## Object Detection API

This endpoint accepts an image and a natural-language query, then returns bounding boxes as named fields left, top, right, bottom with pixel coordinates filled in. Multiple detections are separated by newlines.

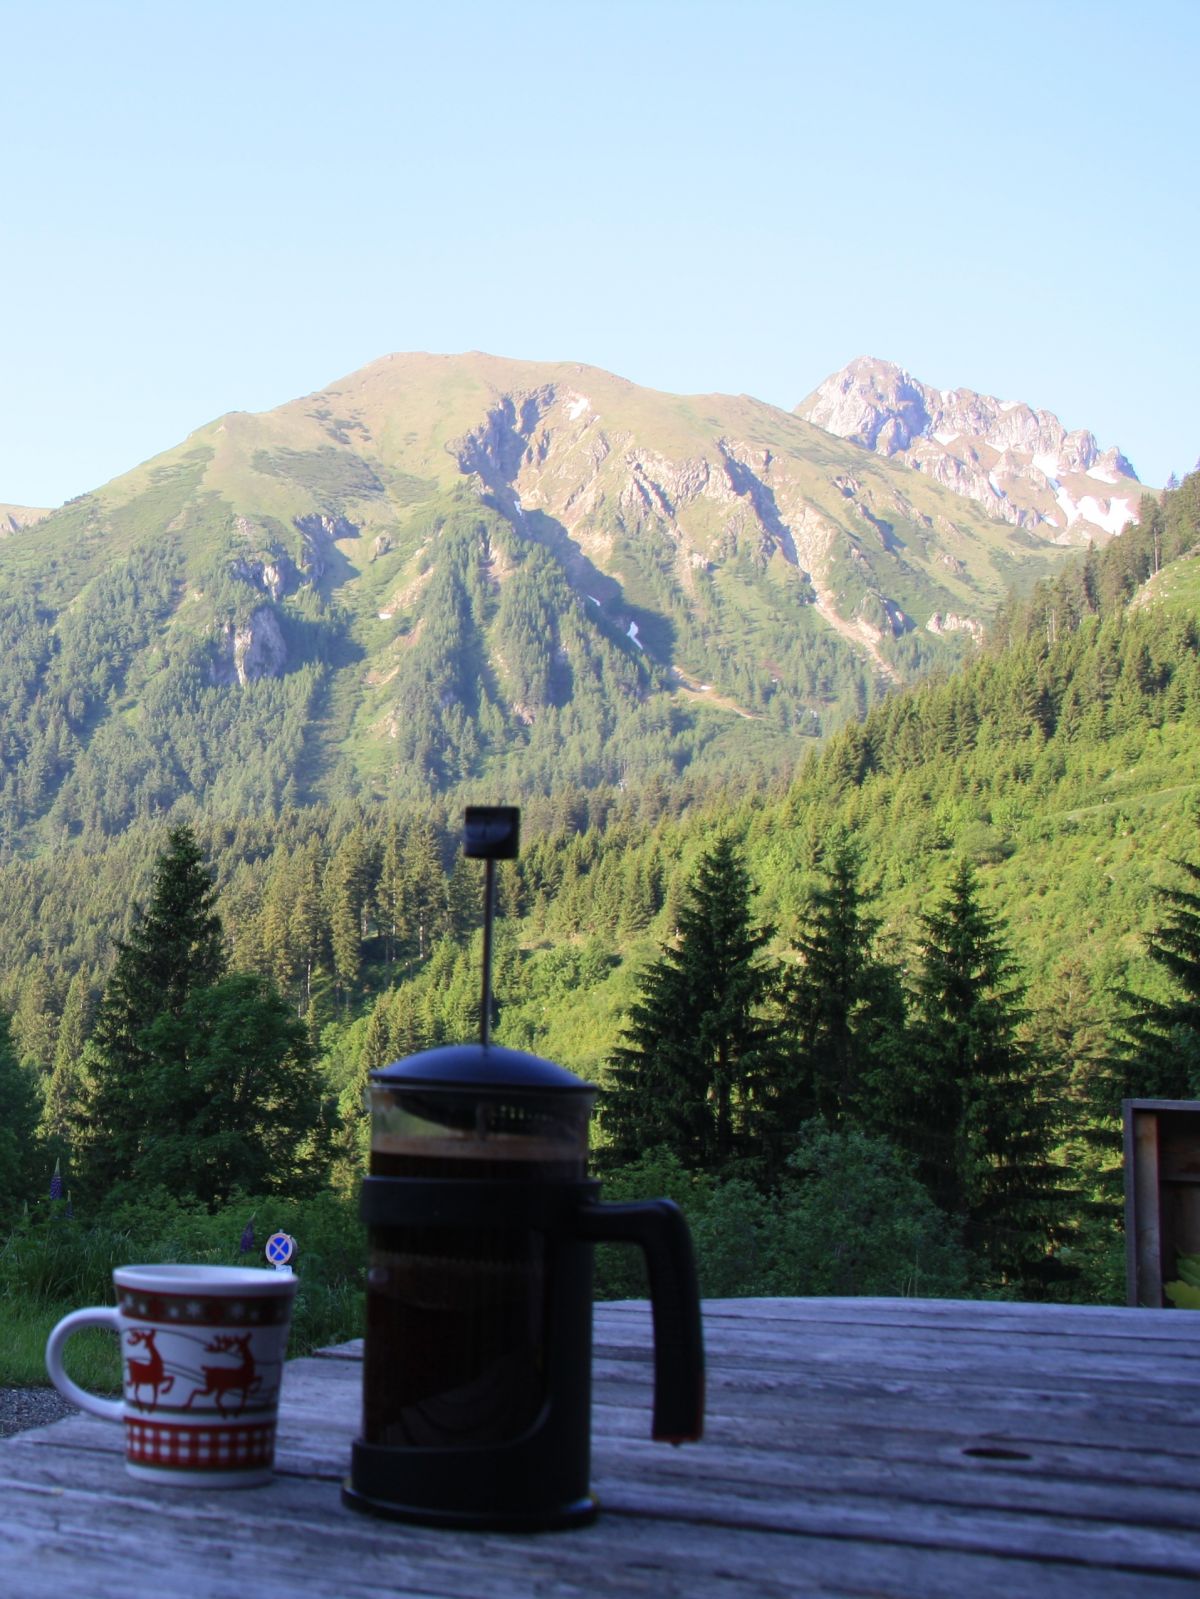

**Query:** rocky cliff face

left=435, top=374, right=1063, bottom=674
left=0, top=503, right=49, bottom=536
left=797, top=357, right=1143, bottom=544
left=209, top=606, right=288, bottom=686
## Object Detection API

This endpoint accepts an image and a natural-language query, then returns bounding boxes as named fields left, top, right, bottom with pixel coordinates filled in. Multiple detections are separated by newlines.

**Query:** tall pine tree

left=1119, top=855, right=1200, bottom=1101
left=892, top=860, right=1071, bottom=1294
left=77, top=825, right=329, bottom=1205
left=0, top=1013, right=42, bottom=1218
left=780, top=842, right=906, bottom=1129
left=79, top=825, right=225, bottom=1195
left=601, top=835, right=780, bottom=1174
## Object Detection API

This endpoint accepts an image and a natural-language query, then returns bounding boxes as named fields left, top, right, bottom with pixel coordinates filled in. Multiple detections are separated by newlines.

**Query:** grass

left=3, top=1299, right=121, bottom=1391
left=0, top=1192, right=366, bottom=1391
left=2, top=1279, right=362, bottom=1392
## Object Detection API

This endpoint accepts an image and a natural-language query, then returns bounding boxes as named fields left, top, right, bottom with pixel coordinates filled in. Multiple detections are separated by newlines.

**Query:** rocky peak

left=0, top=503, right=49, bottom=537
left=802, top=358, right=932, bottom=455
left=797, top=358, right=1143, bottom=543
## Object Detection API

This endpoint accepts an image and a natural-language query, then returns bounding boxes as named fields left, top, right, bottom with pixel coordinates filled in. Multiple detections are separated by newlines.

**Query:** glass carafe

left=362, top=1044, right=593, bottom=1449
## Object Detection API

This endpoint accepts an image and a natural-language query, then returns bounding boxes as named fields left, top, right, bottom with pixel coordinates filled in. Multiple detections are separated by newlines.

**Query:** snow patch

left=1041, top=514, right=1061, bottom=528
left=999, top=400, right=1020, bottom=412
left=1055, top=488, right=1081, bottom=526
left=1078, top=495, right=1136, bottom=535
left=627, top=621, right=644, bottom=650
left=1087, top=463, right=1121, bottom=485
left=567, top=394, right=590, bottom=421
left=932, top=429, right=960, bottom=445
left=1033, top=452, right=1062, bottom=480
left=587, top=594, right=601, bottom=605
left=987, top=473, right=1008, bottom=498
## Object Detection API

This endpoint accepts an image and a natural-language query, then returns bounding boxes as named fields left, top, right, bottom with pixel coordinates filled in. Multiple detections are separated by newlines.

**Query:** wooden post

left=1124, top=1099, right=1200, bottom=1307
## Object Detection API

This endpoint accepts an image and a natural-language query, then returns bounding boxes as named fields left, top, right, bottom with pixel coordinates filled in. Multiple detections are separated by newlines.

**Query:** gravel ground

left=0, top=1386, right=76, bottom=1439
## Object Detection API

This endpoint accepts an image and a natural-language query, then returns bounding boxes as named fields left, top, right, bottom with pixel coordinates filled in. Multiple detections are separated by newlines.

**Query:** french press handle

left=577, top=1198, right=705, bottom=1444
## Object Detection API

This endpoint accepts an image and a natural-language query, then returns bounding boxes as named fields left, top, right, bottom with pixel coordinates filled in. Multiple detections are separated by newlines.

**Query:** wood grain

left=4, top=1297, right=1198, bottom=1598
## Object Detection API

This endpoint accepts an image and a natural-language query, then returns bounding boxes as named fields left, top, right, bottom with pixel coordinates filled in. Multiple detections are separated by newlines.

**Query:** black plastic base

left=341, top=1477, right=598, bottom=1532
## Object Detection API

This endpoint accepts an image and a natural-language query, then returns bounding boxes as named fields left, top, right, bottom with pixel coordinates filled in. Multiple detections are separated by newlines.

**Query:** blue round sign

left=265, top=1231, right=295, bottom=1266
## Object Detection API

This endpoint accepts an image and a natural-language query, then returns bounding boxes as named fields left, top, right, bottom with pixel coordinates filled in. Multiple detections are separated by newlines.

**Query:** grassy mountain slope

left=0, top=353, right=1094, bottom=842
left=0, top=474, right=1196, bottom=1109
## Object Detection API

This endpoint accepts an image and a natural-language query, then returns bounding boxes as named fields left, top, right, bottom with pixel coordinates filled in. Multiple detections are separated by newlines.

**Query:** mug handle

left=45, top=1307, right=124, bottom=1422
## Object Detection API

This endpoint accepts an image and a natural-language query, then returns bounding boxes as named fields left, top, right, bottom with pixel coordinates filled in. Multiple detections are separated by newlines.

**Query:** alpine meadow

left=2, top=350, right=1199, bottom=1376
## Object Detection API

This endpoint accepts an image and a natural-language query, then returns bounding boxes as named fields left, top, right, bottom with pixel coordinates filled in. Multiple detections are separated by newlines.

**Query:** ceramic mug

left=46, top=1264, right=297, bottom=1487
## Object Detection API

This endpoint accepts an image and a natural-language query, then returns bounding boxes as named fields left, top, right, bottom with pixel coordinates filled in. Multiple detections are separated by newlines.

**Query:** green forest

left=3, top=470, right=1200, bottom=1377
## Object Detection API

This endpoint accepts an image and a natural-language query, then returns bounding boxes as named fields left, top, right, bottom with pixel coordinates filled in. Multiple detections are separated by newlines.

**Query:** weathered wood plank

left=28, top=1396, right=1200, bottom=1511
left=17, top=1397, right=1199, bottom=1574
left=324, top=1295, right=1200, bottom=1343
left=0, top=1447, right=1196, bottom=1599
left=37, top=1344, right=1200, bottom=1460
left=669, top=1297, right=1200, bottom=1342
left=26, top=1394, right=1200, bottom=1525
left=7, top=1298, right=1200, bottom=1599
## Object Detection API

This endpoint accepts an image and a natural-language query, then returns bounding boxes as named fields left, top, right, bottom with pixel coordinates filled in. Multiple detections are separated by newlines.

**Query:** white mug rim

left=113, top=1263, right=296, bottom=1296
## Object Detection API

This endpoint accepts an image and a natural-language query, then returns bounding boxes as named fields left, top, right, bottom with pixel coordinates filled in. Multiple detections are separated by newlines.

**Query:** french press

left=343, top=807, right=704, bottom=1530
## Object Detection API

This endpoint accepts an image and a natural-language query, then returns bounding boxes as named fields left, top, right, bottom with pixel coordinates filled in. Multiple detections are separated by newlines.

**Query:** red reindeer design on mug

left=183, top=1332, right=263, bottom=1416
left=124, top=1328, right=175, bottom=1410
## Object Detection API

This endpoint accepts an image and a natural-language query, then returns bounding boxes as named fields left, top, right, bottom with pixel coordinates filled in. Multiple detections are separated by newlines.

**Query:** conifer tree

left=601, top=836, right=780, bottom=1174
left=78, top=825, right=226, bottom=1195
left=77, top=825, right=328, bottom=1206
left=327, top=826, right=374, bottom=994
left=11, top=964, right=57, bottom=1077
left=892, top=860, right=1071, bottom=1293
left=41, top=971, right=94, bottom=1156
left=780, top=843, right=906, bottom=1128
left=0, top=1014, right=41, bottom=1217
left=1115, top=855, right=1200, bottom=1101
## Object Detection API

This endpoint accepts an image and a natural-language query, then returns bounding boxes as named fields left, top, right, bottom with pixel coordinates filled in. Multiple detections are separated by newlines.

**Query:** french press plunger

left=343, top=806, right=704, bottom=1530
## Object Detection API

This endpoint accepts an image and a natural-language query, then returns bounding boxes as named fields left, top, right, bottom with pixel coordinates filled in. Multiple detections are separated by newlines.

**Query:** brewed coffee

left=363, top=1135, right=581, bottom=1448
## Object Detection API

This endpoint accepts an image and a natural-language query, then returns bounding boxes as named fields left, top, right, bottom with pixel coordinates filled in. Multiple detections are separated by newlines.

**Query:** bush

left=592, top=1130, right=972, bottom=1302
left=764, top=1124, right=971, bottom=1298
left=593, top=1150, right=776, bottom=1300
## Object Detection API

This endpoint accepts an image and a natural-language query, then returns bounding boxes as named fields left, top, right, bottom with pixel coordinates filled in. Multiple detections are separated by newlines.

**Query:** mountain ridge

left=0, top=350, right=1137, bottom=837
left=797, top=356, right=1143, bottom=544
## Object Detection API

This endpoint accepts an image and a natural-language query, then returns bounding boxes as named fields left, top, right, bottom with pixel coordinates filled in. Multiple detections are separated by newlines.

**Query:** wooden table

left=2, top=1297, right=1198, bottom=1597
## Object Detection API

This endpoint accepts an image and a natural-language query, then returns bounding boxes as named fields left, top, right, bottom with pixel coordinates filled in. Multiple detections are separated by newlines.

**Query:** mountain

left=0, top=471, right=1195, bottom=1094
left=797, top=357, right=1143, bottom=544
left=0, top=503, right=48, bottom=536
left=0, top=352, right=1101, bottom=840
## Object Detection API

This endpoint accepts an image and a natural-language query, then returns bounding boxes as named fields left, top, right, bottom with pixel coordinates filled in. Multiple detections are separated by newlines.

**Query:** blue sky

left=1, top=0, right=1196, bottom=506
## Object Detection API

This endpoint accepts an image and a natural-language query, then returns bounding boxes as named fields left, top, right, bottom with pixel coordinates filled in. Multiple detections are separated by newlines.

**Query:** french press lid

left=370, top=1043, right=596, bottom=1096
left=369, top=1045, right=597, bottom=1164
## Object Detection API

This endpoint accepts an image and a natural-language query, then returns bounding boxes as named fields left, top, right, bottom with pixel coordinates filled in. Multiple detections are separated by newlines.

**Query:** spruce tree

left=601, top=835, right=780, bottom=1174
left=41, top=971, right=94, bottom=1158
left=1119, top=856, right=1200, bottom=1100
left=77, top=825, right=328, bottom=1207
left=78, top=825, right=226, bottom=1196
left=0, top=1014, right=42, bottom=1218
left=780, top=843, right=906, bottom=1128
left=893, top=860, right=1071, bottom=1294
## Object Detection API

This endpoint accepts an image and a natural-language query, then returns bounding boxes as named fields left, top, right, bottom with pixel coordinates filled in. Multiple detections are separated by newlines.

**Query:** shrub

left=765, top=1124, right=971, bottom=1298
